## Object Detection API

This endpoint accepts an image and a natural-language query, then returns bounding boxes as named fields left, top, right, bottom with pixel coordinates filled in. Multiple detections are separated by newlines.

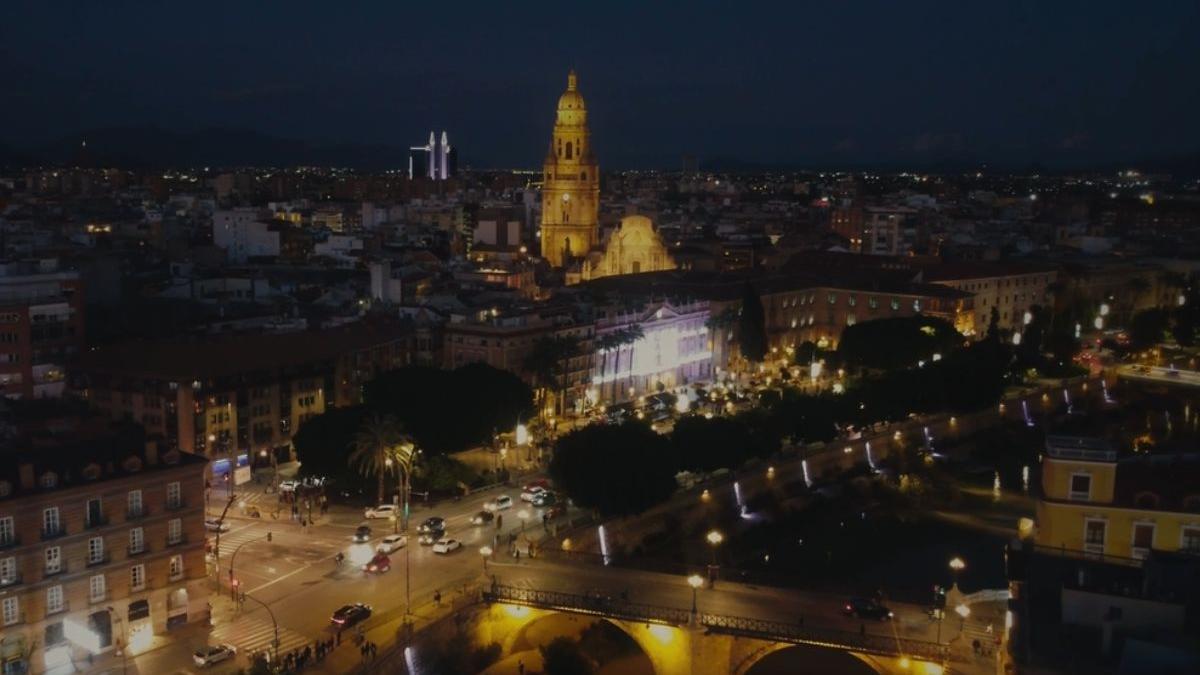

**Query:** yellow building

left=580, top=214, right=676, bottom=281
left=540, top=70, right=600, bottom=268
left=1035, top=436, right=1200, bottom=562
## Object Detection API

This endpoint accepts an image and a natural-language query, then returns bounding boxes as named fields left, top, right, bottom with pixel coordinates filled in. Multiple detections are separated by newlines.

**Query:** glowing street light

left=687, top=574, right=704, bottom=616
left=949, top=556, right=966, bottom=590
left=706, top=529, right=724, bottom=575
left=479, top=545, right=493, bottom=572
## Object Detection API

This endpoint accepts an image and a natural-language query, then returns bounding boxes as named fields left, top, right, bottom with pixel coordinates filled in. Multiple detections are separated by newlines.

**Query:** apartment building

left=0, top=259, right=85, bottom=399
left=0, top=435, right=208, bottom=674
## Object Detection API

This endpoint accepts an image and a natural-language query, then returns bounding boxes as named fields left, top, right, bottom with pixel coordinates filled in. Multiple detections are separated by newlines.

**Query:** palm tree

left=523, top=335, right=579, bottom=419
left=349, top=413, right=403, bottom=506
left=619, top=324, right=645, bottom=400
left=706, top=307, right=739, bottom=374
left=595, top=332, right=622, bottom=405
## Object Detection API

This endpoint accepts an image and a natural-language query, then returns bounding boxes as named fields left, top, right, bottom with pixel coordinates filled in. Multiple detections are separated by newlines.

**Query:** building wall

left=592, top=301, right=711, bottom=404
left=932, top=271, right=1055, bottom=334
left=540, top=72, right=600, bottom=267
left=0, top=457, right=207, bottom=675
left=0, top=272, right=85, bottom=399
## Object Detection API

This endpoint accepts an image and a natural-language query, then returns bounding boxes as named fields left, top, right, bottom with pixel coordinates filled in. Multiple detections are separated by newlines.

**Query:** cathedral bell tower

left=540, top=70, right=600, bottom=268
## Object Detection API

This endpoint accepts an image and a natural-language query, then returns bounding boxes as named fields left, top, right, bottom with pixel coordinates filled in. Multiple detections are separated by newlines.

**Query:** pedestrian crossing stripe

left=212, top=615, right=310, bottom=656
left=213, top=528, right=263, bottom=558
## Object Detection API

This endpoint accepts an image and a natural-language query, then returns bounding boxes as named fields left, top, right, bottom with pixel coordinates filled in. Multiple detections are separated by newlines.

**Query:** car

left=520, top=486, right=546, bottom=502
left=843, top=598, right=894, bottom=621
left=353, top=525, right=372, bottom=543
left=377, top=534, right=407, bottom=553
left=470, top=510, right=494, bottom=526
left=278, top=480, right=299, bottom=493
left=532, top=491, right=557, bottom=507
left=362, top=552, right=391, bottom=573
left=204, top=518, right=230, bottom=533
left=330, top=603, right=372, bottom=627
left=364, top=504, right=397, bottom=519
left=432, top=538, right=462, bottom=554
left=418, top=531, right=444, bottom=545
left=418, top=517, right=445, bottom=533
left=483, top=495, right=514, bottom=512
left=193, top=644, right=237, bottom=667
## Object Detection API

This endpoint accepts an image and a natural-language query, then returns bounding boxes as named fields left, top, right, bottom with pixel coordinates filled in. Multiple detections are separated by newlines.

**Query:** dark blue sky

left=3, top=1, right=1198, bottom=168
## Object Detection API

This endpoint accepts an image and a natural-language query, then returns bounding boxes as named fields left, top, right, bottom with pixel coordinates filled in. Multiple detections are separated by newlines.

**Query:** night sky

left=3, top=1, right=1198, bottom=169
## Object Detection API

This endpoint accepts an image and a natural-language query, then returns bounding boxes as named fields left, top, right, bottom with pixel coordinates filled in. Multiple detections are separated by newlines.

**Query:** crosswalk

left=211, top=613, right=311, bottom=659
left=212, top=525, right=265, bottom=560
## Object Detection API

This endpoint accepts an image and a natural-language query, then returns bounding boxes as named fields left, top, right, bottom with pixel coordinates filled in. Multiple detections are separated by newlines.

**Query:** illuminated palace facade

left=539, top=71, right=675, bottom=281
left=589, top=299, right=712, bottom=406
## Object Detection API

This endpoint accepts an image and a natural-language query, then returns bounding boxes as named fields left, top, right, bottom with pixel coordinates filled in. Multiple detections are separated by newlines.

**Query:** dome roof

left=557, top=70, right=586, bottom=111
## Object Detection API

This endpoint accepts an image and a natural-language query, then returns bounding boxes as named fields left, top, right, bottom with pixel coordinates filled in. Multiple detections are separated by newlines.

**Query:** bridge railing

left=483, top=584, right=947, bottom=661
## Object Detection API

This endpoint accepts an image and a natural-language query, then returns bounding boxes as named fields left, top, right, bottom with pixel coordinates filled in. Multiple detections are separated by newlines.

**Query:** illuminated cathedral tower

left=540, top=70, right=600, bottom=268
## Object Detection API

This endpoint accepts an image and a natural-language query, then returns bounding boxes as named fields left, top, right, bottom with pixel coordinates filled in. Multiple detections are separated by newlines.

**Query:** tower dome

left=556, top=70, right=587, bottom=125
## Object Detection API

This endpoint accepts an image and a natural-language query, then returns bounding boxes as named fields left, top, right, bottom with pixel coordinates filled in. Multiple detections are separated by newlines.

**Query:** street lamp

left=949, top=557, right=965, bottom=589
left=687, top=574, right=704, bottom=616
left=706, top=530, right=723, bottom=587
left=955, top=602, right=971, bottom=631
left=517, top=509, right=530, bottom=532
left=480, top=546, right=493, bottom=572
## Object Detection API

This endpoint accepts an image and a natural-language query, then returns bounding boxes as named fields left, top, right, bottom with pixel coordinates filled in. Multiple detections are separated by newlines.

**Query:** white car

left=193, top=644, right=237, bottom=667
left=364, top=504, right=397, bottom=519
left=520, top=486, right=546, bottom=502
left=432, top=538, right=462, bottom=554
left=483, top=495, right=513, bottom=512
left=377, top=534, right=408, bottom=553
left=278, top=480, right=299, bottom=493
left=204, top=518, right=230, bottom=533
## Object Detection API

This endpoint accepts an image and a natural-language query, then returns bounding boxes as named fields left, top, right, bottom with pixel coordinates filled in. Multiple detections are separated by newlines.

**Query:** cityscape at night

left=1, top=2, right=1199, bottom=674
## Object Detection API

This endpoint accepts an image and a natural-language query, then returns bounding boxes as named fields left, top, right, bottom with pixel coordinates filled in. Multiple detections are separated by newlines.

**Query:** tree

left=540, top=637, right=594, bottom=675
left=349, top=413, right=404, bottom=505
left=1129, top=308, right=1169, bottom=350
left=985, top=306, right=1001, bottom=342
left=1045, top=311, right=1080, bottom=367
left=523, top=335, right=580, bottom=418
left=293, top=405, right=369, bottom=485
left=595, top=332, right=622, bottom=403
left=737, top=282, right=768, bottom=363
left=549, top=422, right=677, bottom=517
left=837, top=316, right=961, bottom=372
left=671, top=415, right=754, bottom=472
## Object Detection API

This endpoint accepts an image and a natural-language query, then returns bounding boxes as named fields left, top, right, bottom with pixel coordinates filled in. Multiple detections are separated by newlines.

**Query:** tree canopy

left=737, top=282, right=768, bottom=362
left=549, top=422, right=677, bottom=517
left=1129, top=308, right=1169, bottom=350
left=837, top=316, right=962, bottom=372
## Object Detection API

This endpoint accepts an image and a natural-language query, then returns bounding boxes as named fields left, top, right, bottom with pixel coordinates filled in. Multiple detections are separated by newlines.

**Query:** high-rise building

left=540, top=70, right=600, bottom=268
left=408, top=131, right=455, bottom=180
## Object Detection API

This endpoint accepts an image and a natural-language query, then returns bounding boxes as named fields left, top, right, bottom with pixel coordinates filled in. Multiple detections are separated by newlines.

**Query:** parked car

left=520, top=486, right=546, bottom=502
left=204, top=518, right=230, bottom=533
left=470, top=511, right=494, bottom=526
left=483, top=495, right=513, bottom=512
left=330, top=603, right=372, bottom=626
left=353, top=525, right=372, bottom=543
left=364, top=504, right=398, bottom=519
left=432, top=538, right=462, bottom=554
left=418, top=517, right=445, bottom=533
left=532, top=491, right=557, bottom=507
left=362, top=552, right=391, bottom=573
left=279, top=480, right=299, bottom=493
left=377, top=534, right=407, bottom=553
left=418, top=531, right=444, bottom=545
left=843, top=598, right=893, bottom=620
left=193, top=644, right=237, bottom=667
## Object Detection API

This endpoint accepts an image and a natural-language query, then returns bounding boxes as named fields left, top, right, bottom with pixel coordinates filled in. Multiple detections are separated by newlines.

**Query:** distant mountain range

left=2, top=126, right=1198, bottom=176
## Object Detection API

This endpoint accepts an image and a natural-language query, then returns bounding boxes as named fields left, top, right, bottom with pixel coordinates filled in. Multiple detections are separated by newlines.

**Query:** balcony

left=85, top=515, right=110, bottom=530
left=0, top=534, right=19, bottom=549
left=0, top=572, right=22, bottom=588
left=43, top=564, right=66, bottom=578
left=165, top=499, right=186, bottom=512
left=166, top=534, right=188, bottom=548
left=126, top=506, right=147, bottom=520
left=86, top=553, right=111, bottom=568
left=41, top=525, right=66, bottom=540
left=127, top=544, right=147, bottom=557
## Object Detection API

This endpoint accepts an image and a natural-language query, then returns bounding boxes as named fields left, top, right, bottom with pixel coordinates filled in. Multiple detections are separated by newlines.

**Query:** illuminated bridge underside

left=483, top=585, right=947, bottom=662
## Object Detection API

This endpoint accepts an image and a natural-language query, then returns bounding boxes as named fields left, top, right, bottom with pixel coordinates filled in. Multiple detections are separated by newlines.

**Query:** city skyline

left=2, top=1, right=1198, bottom=169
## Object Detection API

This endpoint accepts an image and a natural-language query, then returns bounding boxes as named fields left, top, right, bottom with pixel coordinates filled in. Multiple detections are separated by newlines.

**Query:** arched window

left=565, top=142, right=573, bottom=159
left=1133, top=491, right=1160, bottom=510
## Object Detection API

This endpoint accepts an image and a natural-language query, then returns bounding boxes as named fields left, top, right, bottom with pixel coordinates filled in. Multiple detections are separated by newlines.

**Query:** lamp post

left=706, top=530, right=723, bottom=587
left=517, top=509, right=530, bottom=533
left=104, top=606, right=128, bottom=675
left=949, top=557, right=966, bottom=590
left=955, top=602, right=970, bottom=631
left=228, top=533, right=270, bottom=601
left=480, top=546, right=493, bottom=573
left=687, top=574, right=704, bottom=618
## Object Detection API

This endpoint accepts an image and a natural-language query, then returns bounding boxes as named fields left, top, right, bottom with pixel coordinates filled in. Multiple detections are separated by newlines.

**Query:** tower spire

left=567, top=69, right=577, bottom=91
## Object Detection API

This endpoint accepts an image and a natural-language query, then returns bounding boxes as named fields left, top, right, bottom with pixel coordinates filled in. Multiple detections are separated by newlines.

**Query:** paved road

left=1116, top=363, right=1200, bottom=388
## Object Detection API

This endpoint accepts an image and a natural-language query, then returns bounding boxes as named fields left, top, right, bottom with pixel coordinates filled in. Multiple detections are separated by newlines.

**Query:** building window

left=1084, top=518, right=1106, bottom=552
left=1131, top=523, right=1155, bottom=559
left=40, top=472, right=58, bottom=488
left=46, top=585, right=64, bottom=614
left=130, top=564, right=146, bottom=592
left=168, top=519, right=182, bottom=545
left=43, top=507, right=61, bottom=536
left=89, top=574, right=106, bottom=603
left=45, top=546, right=61, bottom=574
left=1069, top=473, right=1091, bottom=501
left=0, top=516, right=13, bottom=545
left=129, top=527, right=144, bottom=555
left=88, top=537, right=104, bottom=564
left=86, top=498, right=104, bottom=528
left=169, top=554, right=184, bottom=581
left=166, top=481, right=182, bottom=509
left=127, top=490, right=143, bottom=518
left=0, top=556, right=15, bottom=585
left=890, top=299, right=900, bottom=311
left=2, top=596, right=17, bottom=626
left=1182, top=526, right=1200, bottom=553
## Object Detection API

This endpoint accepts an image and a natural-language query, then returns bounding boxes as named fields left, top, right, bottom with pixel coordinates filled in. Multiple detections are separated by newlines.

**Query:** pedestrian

left=518, top=660, right=525, bottom=675
left=434, top=590, right=442, bottom=606
left=371, top=642, right=378, bottom=659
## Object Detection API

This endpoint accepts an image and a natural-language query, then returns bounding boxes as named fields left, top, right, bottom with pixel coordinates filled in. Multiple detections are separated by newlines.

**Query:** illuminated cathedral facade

left=539, top=70, right=674, bottom=282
